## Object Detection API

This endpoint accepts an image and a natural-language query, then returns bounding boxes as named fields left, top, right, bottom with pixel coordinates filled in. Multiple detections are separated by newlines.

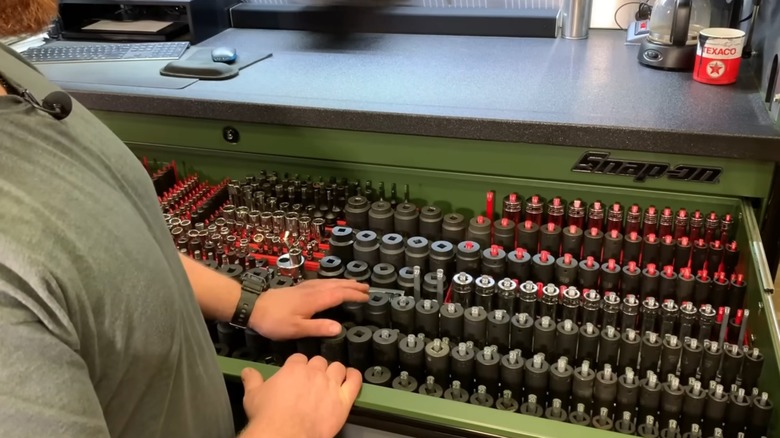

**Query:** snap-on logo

left=572, top=152, right=722, bottom=183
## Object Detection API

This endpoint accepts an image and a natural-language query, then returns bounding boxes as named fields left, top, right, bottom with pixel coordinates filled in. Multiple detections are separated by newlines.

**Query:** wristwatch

left=230, top=273, right=267, bottom=329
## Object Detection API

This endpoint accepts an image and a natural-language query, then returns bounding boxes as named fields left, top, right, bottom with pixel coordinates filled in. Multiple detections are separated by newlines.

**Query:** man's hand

left=249, top=279, right=369, bottom=340
left=239, top=355, right=362, bottom=438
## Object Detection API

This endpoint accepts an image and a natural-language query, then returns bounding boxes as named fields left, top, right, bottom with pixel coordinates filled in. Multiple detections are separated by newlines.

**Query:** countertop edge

left=70, top=89, right=780, bottom=162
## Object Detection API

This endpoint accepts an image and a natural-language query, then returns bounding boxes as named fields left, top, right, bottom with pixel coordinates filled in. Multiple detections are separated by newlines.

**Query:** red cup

left=693, top=28, right=746, bottom=85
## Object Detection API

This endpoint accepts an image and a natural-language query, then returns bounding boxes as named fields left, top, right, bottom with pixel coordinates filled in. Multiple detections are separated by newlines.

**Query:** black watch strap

left=230, top=273, right=266, bottom=329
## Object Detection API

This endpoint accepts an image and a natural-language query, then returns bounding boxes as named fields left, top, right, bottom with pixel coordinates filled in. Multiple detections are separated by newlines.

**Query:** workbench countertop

left=51, top=28, right=780, bottom=161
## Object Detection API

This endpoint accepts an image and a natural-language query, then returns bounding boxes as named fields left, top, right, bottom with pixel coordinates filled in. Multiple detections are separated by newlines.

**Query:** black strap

left=230, top=273, right=266, bottom=329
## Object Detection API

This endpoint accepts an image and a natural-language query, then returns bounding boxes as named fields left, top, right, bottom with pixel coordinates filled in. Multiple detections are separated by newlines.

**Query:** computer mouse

left=211, top=47, right=237, bottom=64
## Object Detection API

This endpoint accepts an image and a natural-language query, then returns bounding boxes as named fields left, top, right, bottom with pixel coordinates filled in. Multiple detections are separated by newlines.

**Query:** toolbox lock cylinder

left=368, top=200, right=394, bottom=235
left=345, top=195, right=370, bottom=230
left=379, top=233, right=405, bottom=270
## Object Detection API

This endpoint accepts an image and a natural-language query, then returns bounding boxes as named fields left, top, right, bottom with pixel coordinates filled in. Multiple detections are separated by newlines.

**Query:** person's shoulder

left=0, top=43, right=40, bottom=73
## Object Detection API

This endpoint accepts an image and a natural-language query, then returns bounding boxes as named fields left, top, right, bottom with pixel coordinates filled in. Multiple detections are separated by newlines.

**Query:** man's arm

left=178, top=254, right=370, bottom=340
left=0, top=278, right=110, bottom=437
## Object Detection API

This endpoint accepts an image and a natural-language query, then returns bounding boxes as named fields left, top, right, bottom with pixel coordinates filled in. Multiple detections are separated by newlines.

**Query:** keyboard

left=21, top=41, right=190, bottom=64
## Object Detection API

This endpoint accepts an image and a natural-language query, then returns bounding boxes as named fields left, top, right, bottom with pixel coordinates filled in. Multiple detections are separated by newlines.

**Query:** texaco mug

left=693, top=28, right=746, bottom=85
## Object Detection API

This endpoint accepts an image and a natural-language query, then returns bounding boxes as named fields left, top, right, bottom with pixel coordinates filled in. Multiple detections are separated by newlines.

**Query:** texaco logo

left=707, top=60, right=725, bottom=78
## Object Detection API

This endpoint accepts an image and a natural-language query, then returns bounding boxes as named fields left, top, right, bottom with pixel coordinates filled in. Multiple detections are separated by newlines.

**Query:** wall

left=752, top=0, right=780, bottom=124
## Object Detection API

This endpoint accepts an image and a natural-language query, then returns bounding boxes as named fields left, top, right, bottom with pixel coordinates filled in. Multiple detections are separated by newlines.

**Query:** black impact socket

left=463, top=305, right=488, bottom=349
left=540, top=222, right=563, bottom=258
left=495, top=278, right=518, bottom=315
left=581, top=290, right=602, bottom=327
left=681, top=380, right=707, bottom=433
left=622, top=262, right=643, bottom=296
left=659, top=235, right=676, bottom=268
left=741, top=347, right=764, bottom=392
left=370, top=263, right=397, bottom=289
left=642, top=235, right=662, bottom=269
left=658, top=265, right=677, bottom=303
left=482, top=245, right=507, bottom=279
left=637, top=415, right=660, bottom=438
left=640, top=332, right=662, bottom=376
left=549, top=356, right=575, bottom=411
left=707, top=241, right=724, bottom=273
left=749, top=391, right=773, bottom=438
left=507, top=248, right=532, bottom=282
left=572, top=361, right=597, bottom=412
left=680, top=337, right=703, bottom=383
left=422, top=271, right=445, bottom=302
left=659, top=376, right=684, bottom=428
left=699, top=341, right=722, bottom=387
left=709, top=273, right=729, bottom=310
left=555, top=253, right=579, bottom=287
left=440, top=302, right=464, bottom=343
left=510, top=312, right=534, bottom=354
left=592, top=407, right=615, bottom=431
left=594, top=364, right=619, bottom=416
left=533, top=316, right=557, bottom=358
left=601, top=258, right=622, bottom=293
left=617, top=368, right=641, bottom=419
left=723, top=242, right=739, bottom=277
left=318, top=255, right=345, bottom=279
left=429, top=240, right=455, bottom=278
left=578, top=322, right=601, bottom=366
left=394, top=202, right=419, bottom=238
left=525, top=353, right=550, bottom=406
left=473, top=275, right=496, bottom=312
left=451, top=272, right=475, bottom=310
left=517, top=281, right=538, bottom=319
left=346, top=326, right=373, bottom=371
left=475, top=346, right=501, bottom=397
left=729, top=276, right=747, bottom=316
left=532, top=251, right=555, bottom=284
left=676, top=268, right=695, bottom=304
left=693, top=272, right=712, bottom=309
left=675, top=237, right=693, bottom=272
left=496, top=390, right=520, bottom=412
left=469, top=385, right=494, bottom=407
left=639, top=372, right=663, bottom=425
left=569, top=403, right=592, bottom=427
left=493, top=217, right=516, bottom=251
left=424, top=338, right=451, bottom=387
left=398, top=333, right=426, bottom=381
left=641, top=264, right=661, bottom=301
left=719, top=343, right=743, bottom=390
left=418, top=205, right=443, bottom=242
left=603, top=229, right=623, bottom=264
left=598, top=325, right=621, bottom=370
left=726, top=388, right=750, bottom=438
left=578, top=256, right=601, bottom=290
left=614, top=411, right=637, bottom=436
left=372, top=328, right=399, bottom=370
left=321, top=326, right=348, bottom=364
left=441, top=213, right=467, bottom=244
left=396, top=266, right=416, bottom=297
left=618, top=328, right=641, bottom=372
left=624, top=231, right=643, bottom=265
left=562, top=224, right=584, bottom=259
left=659, top=335, right=682, bottom=380
left=405, top=236, right=430, bottom=273
left=328, top=226, right=355, bottom=263
left=368, top=200, right=394, bottom=235
left=364, top=292, right=391, bottom=328
left=582, top=227, right=604, bottom=261
left=520, top=395, right=545, bottom=417
left=392, top=371, right=419, bottom=392
left=379, top=233, right=405, bottom=270
left=345, top=195, right=370, bottom=230
left=419, top=376, right=444, bottom=398
left=545, top=399, right=569, bottom=422
left=364, top=365, right=392, bottom=387
left=354, top=230, right=380, bottom=267
left=500, top=349, right=524, bottom=400
left=390, top=295, right=416, bottom=334
left=516, top=219, right=540, bottom=253
left=414, top=298, right=440, bottom=339
left=486, top=309, right=511, bottom=353
left=345, top=260, right=371, bottom=284
left=450, top=341, right=476, bottom=392
left=691, top=239, right=708, bottom=273
left=703, top=384, right=728, bottom=437
left=455, top=241, right=481, bottom=277
left=465, top=215, right=492, bottom=250
left=556, top=319, right=579, bottom=362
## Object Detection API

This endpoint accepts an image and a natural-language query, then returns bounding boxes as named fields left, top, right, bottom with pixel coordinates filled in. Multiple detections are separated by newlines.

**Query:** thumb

left=241, top=367, right=264, bottom=393
left=296, top=318, right=343, bottom=338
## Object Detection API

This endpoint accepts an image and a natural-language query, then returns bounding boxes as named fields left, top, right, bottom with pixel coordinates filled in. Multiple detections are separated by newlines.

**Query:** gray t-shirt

left=0, top=45, right=234, bottom=437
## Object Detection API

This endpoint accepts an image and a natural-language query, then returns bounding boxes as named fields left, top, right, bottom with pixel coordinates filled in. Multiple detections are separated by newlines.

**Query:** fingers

left=308, top=287, right=370, bottom=313
left=240, top=367, right=264, bottom=393
left=308, top=355, right=328, bottom=373
left=285, top=353, right=309, bottom=366
left=326, top=361, right=347, bottom=384
left=308, top=279, right=371, bottom=293
left=340, top=367, right=363, bottom=405
left=296, top=318, right=344, bottom=338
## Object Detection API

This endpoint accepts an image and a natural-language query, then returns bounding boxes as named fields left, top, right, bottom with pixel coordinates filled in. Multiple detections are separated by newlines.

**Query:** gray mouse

left=211, top=47, right=237, bottom=64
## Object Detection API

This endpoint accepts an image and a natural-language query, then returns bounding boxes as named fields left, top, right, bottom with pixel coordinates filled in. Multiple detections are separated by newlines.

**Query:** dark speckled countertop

left=44, top=28, right=780, bottom=161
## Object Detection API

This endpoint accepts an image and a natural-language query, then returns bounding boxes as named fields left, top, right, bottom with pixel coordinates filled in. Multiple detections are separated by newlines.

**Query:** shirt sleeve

left=0, top=280, right=110, bottom=438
